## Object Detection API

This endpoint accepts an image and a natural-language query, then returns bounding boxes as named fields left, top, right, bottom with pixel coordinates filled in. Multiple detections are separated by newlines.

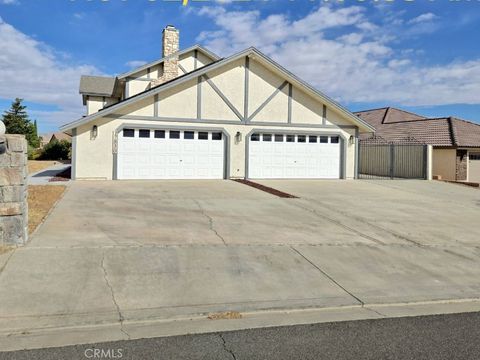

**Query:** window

left=251, top=133, right=260, bottom=141
left=298, top=135, right=306, bottom=143
left=331, top=136, right=339, bottom=144
left=198, top=132, right=208, bottom=140
left=275, top=134, right=284, bottom=142
left=212, top=132, right=222, bottom=140
left=169, top=131, right=180, bottom=139
left=470, top=153, right=480, bottom=160
left=320, top=136, right=328, bottom=143
left=123, top=129, right=134, bottom=138
left=154, top=130, right=165, bottom=138
left=309, top=136, right=317, bottom=143
left=286, top=134, right=295, bottom=142
left=139, top=129, right=150, bottom=138
left=184, top=131, right=194, bottom=140
left=263, top=134, right=272, bottom=142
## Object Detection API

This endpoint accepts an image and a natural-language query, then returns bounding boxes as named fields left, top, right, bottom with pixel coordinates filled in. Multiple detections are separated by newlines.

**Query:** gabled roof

left=50, top=132, right=72, bottom=142
left=355, top=107, right=480, bottom=147
left=61, top=47, right=375, bottom=133
left=79, top=75, right=117, bottom=96
left=117, top=44, right=220, bottom=80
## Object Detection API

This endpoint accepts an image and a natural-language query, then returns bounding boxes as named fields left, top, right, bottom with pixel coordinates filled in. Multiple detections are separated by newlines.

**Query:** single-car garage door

left=117, top=128, right=225, bottom=179
left=248, top=133, right=341, bottom=179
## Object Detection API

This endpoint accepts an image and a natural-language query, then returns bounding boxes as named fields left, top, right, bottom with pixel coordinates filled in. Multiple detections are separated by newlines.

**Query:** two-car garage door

left=117, top=128, right=225, bottom=179
left=117, top=128, right=341, bottom=180
left=248, top=133, right=341, bottom=179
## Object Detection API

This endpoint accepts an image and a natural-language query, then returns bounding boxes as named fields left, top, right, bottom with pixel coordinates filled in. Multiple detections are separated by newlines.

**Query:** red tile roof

left=355, top=107, right=480, bottom=147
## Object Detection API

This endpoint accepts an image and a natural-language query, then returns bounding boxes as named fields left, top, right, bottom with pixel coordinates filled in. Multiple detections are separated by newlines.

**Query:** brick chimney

left=152, top=25, right=179, bottom=87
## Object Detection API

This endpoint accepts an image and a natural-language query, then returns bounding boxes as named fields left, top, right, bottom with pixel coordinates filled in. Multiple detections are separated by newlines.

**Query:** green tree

left=39, top=140, right=71, bottom=160
left=2, top=98, right=40, bottom=148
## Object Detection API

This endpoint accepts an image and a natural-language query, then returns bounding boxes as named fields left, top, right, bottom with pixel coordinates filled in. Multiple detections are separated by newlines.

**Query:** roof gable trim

left=61, top=47, right=374, bottom=132
left=117, top=45, right=220, bottom=80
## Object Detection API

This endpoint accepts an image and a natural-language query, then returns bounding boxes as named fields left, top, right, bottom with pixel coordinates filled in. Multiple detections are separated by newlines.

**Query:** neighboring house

left=60, top=25, right=374, bottom=180
left=50, top=132, right=72, bottom=143
left=355, top=107, right=480, bottom=183
left=40, top=132, right=71, bottom=147
left=39, top=133, right=52, bottom=147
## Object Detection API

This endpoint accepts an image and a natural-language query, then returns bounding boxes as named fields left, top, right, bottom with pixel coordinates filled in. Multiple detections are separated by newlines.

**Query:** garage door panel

left=118, top=129, right=225, bottom=180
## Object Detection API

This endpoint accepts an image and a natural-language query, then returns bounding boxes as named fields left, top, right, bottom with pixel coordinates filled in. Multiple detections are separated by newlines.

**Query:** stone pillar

left=151, top=25, right=179, bottom=87
left=0, top=134, right=28, bottom=245
left=456, top=149, right=468, bottom=181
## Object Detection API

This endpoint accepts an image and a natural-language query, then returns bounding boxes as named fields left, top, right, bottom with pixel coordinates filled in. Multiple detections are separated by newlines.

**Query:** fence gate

left=358, top=136, right=428, bottom=179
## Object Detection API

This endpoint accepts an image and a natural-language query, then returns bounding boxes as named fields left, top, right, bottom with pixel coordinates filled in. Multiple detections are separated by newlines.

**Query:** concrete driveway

left=2, top=179, right=480, bottom=351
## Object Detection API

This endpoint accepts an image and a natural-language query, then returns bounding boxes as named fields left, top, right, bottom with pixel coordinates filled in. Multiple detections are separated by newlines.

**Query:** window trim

left=139, top=129, right=151, bottom=138
left=169, top=130, right=181, bottom=139
left=198, top=131, right=209, bottom=140
left=184, top=131, right=195, bottom=140
left=154, top=130, right=165, bottom=139
left=123, top=128, right=135, bottom=138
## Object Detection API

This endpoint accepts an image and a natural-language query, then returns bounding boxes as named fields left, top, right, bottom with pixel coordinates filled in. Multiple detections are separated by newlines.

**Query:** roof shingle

left=79, top=75, right=116, bottom=96
left=355, top=107, right=480, bottom=147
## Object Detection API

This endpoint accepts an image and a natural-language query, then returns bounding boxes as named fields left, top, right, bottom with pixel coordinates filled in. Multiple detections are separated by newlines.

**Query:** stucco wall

left=74, top=118, right=356, bottom=180
left=432, top=148, right=456, bottom=180
left=72, top=55, right=360, bottom=180
left=86, top=97, right=104, bottom=115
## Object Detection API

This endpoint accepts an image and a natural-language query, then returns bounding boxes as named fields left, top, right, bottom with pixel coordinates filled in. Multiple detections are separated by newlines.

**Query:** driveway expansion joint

left=100, top=250, right=130, bottom=340
left=302, top=197, right=425, bottom=247
left=290, top=246, right=364, bottom=306
left=291, top=201, right=385, bottom=245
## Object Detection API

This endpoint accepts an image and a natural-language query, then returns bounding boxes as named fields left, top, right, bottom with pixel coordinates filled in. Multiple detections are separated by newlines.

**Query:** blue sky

left=1, top=0, right=480, bottom=133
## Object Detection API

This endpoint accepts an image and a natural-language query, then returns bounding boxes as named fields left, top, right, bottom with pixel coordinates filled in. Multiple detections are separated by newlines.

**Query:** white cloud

left=409, top=13, right=438, bottom=24
left=196, top=6, right=480, bottom=106
left=0, top=18, right=103, bottom=129
left=73, top=12, right=85, bottom=20
left=125, top=60, right=148, bottom=68
left=0, top=0, right=18, bottom=4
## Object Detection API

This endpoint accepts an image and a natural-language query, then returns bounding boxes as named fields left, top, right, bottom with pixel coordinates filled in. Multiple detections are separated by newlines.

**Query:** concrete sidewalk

left=28, top=164, right=71, bottom=185
left=1, top=180, right=480, bottom=351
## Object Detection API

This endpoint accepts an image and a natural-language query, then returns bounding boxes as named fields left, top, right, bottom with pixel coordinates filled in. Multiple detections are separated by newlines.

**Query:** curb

left=1, top=298, right=480, bottom=352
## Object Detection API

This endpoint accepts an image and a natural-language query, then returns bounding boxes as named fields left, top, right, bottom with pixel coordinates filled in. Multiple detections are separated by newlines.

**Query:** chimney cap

left=164, top=25, right=177, bottom=31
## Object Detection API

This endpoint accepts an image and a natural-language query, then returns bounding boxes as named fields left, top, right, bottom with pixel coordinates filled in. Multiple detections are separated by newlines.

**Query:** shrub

left=39, top=140, right=71, bottom=160
left=27, top=145, right=41, bottom=160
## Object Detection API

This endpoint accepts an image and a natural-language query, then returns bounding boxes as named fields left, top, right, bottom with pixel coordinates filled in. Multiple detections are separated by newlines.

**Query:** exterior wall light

left=91, top=125, right=98, bottom=140
left=349, top=135, right=355, bottom=145
left=235, top=131, right=242, bottom=143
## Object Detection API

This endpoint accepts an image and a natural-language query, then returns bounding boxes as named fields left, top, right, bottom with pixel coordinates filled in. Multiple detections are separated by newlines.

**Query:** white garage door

left=248, top=133, right=341, bottom=179
left=117, top=128, right=225, bottom=179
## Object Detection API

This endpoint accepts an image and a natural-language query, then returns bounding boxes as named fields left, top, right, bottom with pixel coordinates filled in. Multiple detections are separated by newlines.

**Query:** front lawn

left=28, top=185, right=66, bottom=234
left=27, top=160, right=58, bottom=175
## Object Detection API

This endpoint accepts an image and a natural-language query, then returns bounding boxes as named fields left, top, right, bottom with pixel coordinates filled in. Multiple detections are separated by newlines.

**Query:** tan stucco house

left=60, top=25, right=374, bottom=180
left=355, top=107, right=480, bottom=183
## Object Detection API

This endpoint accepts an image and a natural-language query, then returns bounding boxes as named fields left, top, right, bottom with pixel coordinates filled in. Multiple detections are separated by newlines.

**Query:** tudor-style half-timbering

left=62, top=28, right=374, bottom=181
